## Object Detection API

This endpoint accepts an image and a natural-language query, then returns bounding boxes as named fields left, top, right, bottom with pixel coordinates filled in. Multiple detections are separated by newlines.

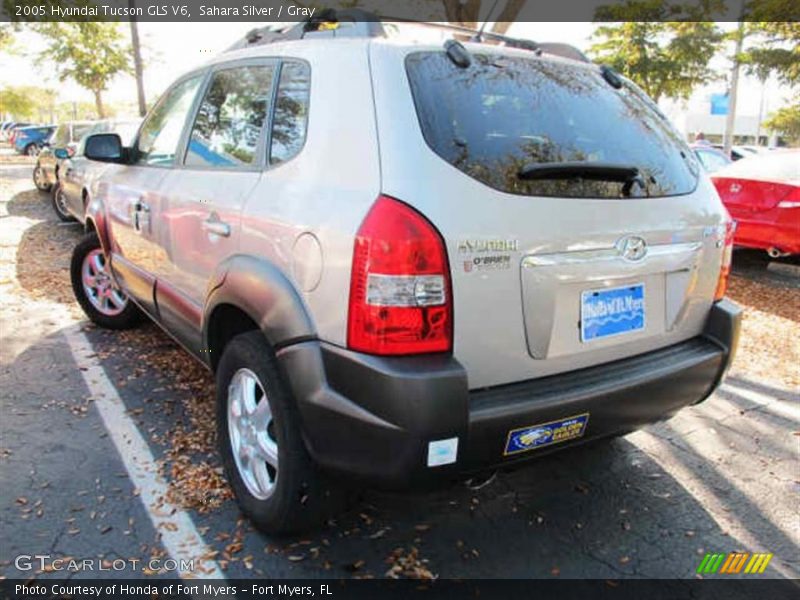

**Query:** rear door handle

left=202, top=217, right=231, bottom=237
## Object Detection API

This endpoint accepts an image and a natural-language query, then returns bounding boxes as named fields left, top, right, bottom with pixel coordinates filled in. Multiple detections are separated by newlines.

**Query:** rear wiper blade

left=517, top=161, right=639, bottom=181
left=517, top=161, right=646, bottom=196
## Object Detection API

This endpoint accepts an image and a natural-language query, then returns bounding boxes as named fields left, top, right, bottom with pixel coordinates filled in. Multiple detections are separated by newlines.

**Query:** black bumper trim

left=277, top=301, right=741, bottom=487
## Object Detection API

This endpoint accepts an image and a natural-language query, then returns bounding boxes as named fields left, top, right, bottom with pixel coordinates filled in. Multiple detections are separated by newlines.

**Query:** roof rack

left=225, top=8, right=589, bottom=63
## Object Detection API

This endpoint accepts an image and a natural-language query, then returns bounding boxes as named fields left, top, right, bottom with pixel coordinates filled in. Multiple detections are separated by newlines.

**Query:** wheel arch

left=203, top=255, right=316, bottom=372
left=83, top=195, right=110, bottom=256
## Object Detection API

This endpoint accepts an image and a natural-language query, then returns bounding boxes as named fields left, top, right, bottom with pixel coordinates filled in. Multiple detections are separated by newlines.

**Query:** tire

left=216, top=331, right=346, bottom=534
left=51, top=182, right=76, bottom=222
left=32, top=164, right=50, bottom=192
left=24, top=143, right=39, bottom=157
left=70, top=232, right=142, bottom=330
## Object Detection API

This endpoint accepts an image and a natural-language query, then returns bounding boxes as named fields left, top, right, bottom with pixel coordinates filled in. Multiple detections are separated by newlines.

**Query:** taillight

left=714, top=219, right=735, bottom=301
left=347, top=195, right=452, bottom=355
left=777, top=187, right=800, bottom=208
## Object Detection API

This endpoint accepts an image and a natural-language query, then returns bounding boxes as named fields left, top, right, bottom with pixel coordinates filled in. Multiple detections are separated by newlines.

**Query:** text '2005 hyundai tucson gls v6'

left=70, top=18, right=741, bottom=533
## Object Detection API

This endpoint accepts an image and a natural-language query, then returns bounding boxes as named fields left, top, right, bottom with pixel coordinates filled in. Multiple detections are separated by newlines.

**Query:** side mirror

left=84, top=133, right=124, bottom=163
left=53, top=148, right=70, bottom=159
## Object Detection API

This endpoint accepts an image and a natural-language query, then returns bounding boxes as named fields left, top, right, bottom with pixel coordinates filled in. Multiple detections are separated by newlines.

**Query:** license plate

left=581, top=283, right=645, bottom=342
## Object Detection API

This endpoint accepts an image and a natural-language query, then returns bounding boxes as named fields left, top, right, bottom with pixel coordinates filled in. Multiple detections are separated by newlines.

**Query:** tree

left=741, top=15, right=800, bottom=91
left=129, top=0, right=147, bottom=117
left=589, top=0, right=724, bottom=103
left=0, top=24, right=15, bottom=51
left=36, top=22, right=131, bottom=118
left=0, top=85, right=56, bottom=121
left=763, top=104, right=800, bottom=144
left=0, top=87, right=36, bottom=119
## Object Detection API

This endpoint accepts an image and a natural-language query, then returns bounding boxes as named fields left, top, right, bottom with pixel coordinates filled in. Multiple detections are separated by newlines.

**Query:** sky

left=0, top=21, right=794, bottom=124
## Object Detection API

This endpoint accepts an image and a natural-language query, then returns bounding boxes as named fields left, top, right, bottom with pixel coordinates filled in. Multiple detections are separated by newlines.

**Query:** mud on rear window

left=405, top=52, right=698, bottom=199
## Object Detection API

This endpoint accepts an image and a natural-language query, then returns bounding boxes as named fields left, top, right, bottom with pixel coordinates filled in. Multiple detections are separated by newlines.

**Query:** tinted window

left=135, top=75, right=203, bottom=166
left=185, top=65, right=275, bottom=168
left=406, top=52, right=698, bottom=198
left=270, top=61, right=311, bottom=165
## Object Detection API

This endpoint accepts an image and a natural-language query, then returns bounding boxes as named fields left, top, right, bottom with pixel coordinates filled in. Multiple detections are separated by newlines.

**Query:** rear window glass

left=716, top=151, right=799, bottom=182
left=405, top=52, right=698, bottom=199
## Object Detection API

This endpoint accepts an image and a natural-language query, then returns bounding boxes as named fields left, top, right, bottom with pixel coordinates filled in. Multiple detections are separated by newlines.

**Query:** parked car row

left=31, top=119, right=140, bottom=223
left=0, top=120, right=31, bottom=141
left=1, top=121, right=54, bottom=155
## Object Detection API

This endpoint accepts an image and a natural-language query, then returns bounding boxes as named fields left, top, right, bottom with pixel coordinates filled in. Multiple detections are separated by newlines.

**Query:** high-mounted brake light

left=714, top=219, right=735, bottom=302
left=347, top=195, right=452, bottom=355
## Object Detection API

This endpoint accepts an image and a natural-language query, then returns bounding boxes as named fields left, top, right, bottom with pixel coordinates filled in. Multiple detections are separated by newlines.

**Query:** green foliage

left=0, top=86, right=57, bottom=120
left=35, top=21, right=131, bottom=118
left=741, top=8, right=800, bottom=90
left=763, top=104, right=800, bottom=144
left=590, top=1, right=724, bottom=102
left=0, top=24, right=15, bottom=51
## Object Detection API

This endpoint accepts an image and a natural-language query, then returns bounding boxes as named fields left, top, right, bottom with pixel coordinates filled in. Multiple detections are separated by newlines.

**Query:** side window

left=270, top=61, right=311, bottom=165
left=135, top=75, right=203, bottom=166
left=185, top=65, right=275, bottom=168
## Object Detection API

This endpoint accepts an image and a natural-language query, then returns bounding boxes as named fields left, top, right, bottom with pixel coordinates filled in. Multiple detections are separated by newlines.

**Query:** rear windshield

left=716, top=151, right=799, bottom=182
left=405, top=52, right=698, bottom=199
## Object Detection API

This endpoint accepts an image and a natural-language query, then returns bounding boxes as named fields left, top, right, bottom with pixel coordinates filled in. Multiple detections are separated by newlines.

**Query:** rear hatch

left=370, top=42, right=728, bottom=389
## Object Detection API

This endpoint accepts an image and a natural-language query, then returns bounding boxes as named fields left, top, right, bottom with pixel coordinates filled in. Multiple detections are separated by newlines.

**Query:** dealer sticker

left=504, top=413, right=590, bottom=456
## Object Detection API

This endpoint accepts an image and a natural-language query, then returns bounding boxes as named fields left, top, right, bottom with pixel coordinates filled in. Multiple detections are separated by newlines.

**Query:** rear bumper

left=732, top=212, right=800, bottom=254
left=278, top=300, right=741, bottom=487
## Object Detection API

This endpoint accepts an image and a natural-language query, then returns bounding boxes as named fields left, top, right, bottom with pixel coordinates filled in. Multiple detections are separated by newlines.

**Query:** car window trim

left=130, top=69, right=208, bottom=169
left=177, top=57, right=280, bottom=174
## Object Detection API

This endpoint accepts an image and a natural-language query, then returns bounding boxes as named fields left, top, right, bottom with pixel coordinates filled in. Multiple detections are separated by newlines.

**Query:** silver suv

left=70, top=17, right=741, bottom=533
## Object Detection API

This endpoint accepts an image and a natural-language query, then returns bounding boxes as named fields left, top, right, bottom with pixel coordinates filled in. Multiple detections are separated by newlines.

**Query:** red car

left=711, top=150, right=800, bottom=257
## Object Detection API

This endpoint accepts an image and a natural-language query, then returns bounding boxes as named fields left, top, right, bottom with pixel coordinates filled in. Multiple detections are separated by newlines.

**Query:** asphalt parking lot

left=1, top=148, right=798, bottom=581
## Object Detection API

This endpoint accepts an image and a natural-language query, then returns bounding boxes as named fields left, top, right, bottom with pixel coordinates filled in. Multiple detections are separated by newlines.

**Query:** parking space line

left=64, top=324, right=225, bottom=580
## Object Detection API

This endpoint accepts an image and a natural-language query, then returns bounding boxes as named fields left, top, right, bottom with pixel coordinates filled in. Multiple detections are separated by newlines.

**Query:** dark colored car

left=13, top=125, right=56, bottom=156
left=32, top=121, right=96, bottom=192
left=712, top=150, right=800, bottom=257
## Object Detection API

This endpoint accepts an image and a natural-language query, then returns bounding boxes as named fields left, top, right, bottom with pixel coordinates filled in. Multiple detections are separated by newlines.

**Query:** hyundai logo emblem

left=618, top=236, right=648, bottom=261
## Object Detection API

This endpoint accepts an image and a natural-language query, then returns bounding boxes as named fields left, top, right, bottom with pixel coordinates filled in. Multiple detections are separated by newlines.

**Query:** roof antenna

left=473, top=0, right=501, bottom=42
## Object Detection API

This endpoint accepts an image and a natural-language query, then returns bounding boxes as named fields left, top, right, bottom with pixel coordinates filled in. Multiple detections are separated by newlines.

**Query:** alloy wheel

left=227, top=368, right=279, bottom=500
left=81, top=249, right=128, bottom=316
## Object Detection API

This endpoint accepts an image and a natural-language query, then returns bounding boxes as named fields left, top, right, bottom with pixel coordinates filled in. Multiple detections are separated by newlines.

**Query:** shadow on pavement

left=9, top=323, right=793, bottom=580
